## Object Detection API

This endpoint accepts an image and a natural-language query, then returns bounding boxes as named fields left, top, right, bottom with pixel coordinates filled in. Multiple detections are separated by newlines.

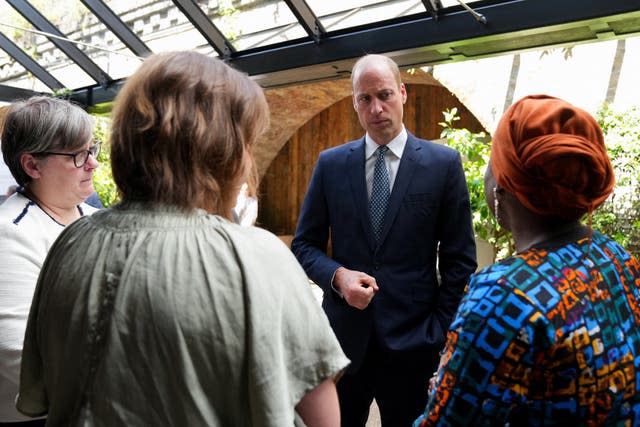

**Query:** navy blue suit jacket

left=292, top=133, right=477, bottom=370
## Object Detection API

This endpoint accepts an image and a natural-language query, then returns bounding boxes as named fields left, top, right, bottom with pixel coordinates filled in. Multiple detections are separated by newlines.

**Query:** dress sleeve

left=227, top=226, right=350, bottom=426
left=290, top=154, right=342, bottom=293
left=414, top=265, right=545, bottom=426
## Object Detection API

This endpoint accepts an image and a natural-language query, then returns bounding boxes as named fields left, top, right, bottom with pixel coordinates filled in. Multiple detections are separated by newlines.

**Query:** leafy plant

left=92, top=116, right=119, bottom=207
left=592, top=104, right=640, bottom=258
left=215, top=0, right=241, bottom=41
left=51, top=88, right=73, bottom=98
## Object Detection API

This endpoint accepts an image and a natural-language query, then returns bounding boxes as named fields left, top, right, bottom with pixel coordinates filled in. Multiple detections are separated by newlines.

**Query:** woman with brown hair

left=414, top=95, right=640, bottom=426
left=16, top=51, right=348, bottom=426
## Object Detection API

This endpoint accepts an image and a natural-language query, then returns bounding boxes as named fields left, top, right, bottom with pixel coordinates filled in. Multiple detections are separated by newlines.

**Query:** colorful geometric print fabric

left=414, top=231, right=640, bottom=426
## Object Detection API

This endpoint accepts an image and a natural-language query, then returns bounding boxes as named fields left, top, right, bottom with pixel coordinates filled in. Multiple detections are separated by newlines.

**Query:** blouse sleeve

left=226, top=225, right=350, bottom=425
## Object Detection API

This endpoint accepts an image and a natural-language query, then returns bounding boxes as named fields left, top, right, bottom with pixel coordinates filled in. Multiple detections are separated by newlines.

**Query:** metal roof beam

left=421, top=0, right=442, bottom=20
left=0, top=31, right=63, bottom=90
left=0, top=84, right=43, bottom=102
left=80, top=0, right=152, bottom=58
left=68, top=78, right=126, bottom=107
left=229, top=0, right=640, bottom=77
left=51, top=0, right=640, bottom=106
left=6, top=0, right=112, bottom=86
left=283, top=0, right=326, bottom=44
left=171, top=0, right=235, bottom=58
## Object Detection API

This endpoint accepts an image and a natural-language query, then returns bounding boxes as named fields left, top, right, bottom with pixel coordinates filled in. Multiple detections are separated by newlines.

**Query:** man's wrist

left=330, top=268, right=344, bottom=298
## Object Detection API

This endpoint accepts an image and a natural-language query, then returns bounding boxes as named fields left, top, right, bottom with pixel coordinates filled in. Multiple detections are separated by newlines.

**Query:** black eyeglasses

left=34, top=141, right=101, bottom=168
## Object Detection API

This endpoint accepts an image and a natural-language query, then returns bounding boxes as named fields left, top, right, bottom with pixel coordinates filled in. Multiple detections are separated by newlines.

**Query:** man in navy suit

left=291, top=54, right=477, bottom=426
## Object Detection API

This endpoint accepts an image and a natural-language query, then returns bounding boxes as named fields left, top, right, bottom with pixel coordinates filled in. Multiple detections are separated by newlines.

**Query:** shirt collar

left=365, top=126, right=407, bottom=159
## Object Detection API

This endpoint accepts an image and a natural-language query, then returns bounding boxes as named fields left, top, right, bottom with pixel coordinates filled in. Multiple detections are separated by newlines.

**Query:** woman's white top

left=0, top=192, right=96, bottom=421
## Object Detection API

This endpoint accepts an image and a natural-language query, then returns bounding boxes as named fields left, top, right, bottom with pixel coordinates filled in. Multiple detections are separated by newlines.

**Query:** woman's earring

left=493, top=186, right=500, bottom=225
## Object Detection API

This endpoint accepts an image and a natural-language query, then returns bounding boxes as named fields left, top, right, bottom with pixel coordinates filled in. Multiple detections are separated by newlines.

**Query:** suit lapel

left=347, top=138, right=376, bottom=250
left=378, top=136, right=420, bottom=245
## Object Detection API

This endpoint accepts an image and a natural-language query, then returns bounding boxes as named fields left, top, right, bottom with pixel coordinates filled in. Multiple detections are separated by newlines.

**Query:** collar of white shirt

left=365, top=126, right=407, bottom=160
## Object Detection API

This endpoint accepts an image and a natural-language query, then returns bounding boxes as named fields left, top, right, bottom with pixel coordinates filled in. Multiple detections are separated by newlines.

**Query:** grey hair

left=1, top=96, right=94, bottom=185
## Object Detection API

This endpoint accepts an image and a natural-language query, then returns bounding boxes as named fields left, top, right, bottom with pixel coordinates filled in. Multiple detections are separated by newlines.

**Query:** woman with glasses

left=0, top=96, right=100, bottom=426
left=16, top=51, right=348, bottom=427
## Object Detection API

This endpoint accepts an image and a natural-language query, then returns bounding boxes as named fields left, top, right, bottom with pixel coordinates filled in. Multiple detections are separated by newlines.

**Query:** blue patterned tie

left=370, top=145, right=390, bottom=242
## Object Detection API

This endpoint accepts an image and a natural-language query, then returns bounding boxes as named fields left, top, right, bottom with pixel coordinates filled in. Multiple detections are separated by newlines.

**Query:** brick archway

left=255, top=70, right=486, bottom=236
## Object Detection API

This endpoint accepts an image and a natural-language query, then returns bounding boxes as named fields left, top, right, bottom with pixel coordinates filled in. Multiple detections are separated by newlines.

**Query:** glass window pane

left=26, top=0, right=145, bottom=82
left=307, top=0, right=487, bottom=31
left=0, top=51, right=52, bottom=93
left=194, top=0, right=306, bottom=51
left=440, top=0, right=483, bottom=7
left=0, top=0, right=95, bottom=89
left=307, top=0, right=424, bottom=31
left=1, top=0, right=497, bottom=94
left=104, top=0, right=213, bottom=54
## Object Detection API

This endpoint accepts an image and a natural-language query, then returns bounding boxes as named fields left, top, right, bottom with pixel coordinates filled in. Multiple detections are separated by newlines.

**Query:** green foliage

left=592, top=104, right=640, bottom=258
left=441, top=104, right=640, bottom=261
left=217, top=0, right=240, bottom=41
left=439, top=109, right=514, bottom=261
left=51, top=88, right=73, bottom=98
left=92, top=117, right=120, bottom=207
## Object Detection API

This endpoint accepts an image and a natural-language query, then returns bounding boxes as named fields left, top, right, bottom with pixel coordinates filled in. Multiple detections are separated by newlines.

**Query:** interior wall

left=257, top=83, right=486, bottom=236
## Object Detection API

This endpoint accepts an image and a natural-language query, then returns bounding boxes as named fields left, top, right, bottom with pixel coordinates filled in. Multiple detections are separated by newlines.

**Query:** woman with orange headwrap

left=414, top=95, right=640, bottom=426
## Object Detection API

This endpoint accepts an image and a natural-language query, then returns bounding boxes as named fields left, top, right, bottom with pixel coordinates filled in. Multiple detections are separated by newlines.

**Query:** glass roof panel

left=46, top=63, right=98, bottom=89
left=28, top=0, right=143, bottom=81
left=307, top=0, right=425, bottom=31
left=0, top=50, right=51, bottom=93
left=104, top=0, right=213, bottom=55
left=440, top=0, right=483, bottom=6
left=0, top=0, right=635, bottom=104
left=194, top=0, right=307, bottom=51
left=0, top=0, right=95, bottom=89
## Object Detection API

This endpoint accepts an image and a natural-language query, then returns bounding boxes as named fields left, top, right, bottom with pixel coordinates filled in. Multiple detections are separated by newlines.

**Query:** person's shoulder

left=0, top=193, right=32, bottom=226
left=591, top=229, right=625, bottom=250
left=0, top=194, right=42, bottom=248
left=79, top=202, right=99, bottom=216
left=469, top=257, right=522, bottom=289
left=0, top=200, right=19, bottom=237
left=319, top=138, right=363, bottom=158
left=84, top=192, right=103, bottom=209
left=222, top=222, right=288, bottom=252
left=223, top=222, right=303, bottom=266
left=591, top=230, right=639, bottom=264
left=409, top=134, right=459, bottom=158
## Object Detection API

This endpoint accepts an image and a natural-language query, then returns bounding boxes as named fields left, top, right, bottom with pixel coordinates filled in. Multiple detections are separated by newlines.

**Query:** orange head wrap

left=491, top=94, right=615, bottom=220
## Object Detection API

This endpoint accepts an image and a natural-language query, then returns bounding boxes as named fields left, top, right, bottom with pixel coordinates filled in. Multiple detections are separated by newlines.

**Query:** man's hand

left=333, top=267, right=379, bottom=310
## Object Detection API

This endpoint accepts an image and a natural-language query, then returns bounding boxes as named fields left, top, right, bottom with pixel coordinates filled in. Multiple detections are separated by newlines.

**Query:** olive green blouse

left=17, top=203, right=349, bottom=426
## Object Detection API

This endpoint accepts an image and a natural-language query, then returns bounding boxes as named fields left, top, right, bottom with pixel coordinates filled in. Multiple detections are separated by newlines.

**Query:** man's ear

left=20, top=153, right=43, bottom=180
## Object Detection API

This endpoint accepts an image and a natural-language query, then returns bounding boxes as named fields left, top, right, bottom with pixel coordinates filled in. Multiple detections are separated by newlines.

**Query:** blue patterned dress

left=414, top=231, right=640, bottom=426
